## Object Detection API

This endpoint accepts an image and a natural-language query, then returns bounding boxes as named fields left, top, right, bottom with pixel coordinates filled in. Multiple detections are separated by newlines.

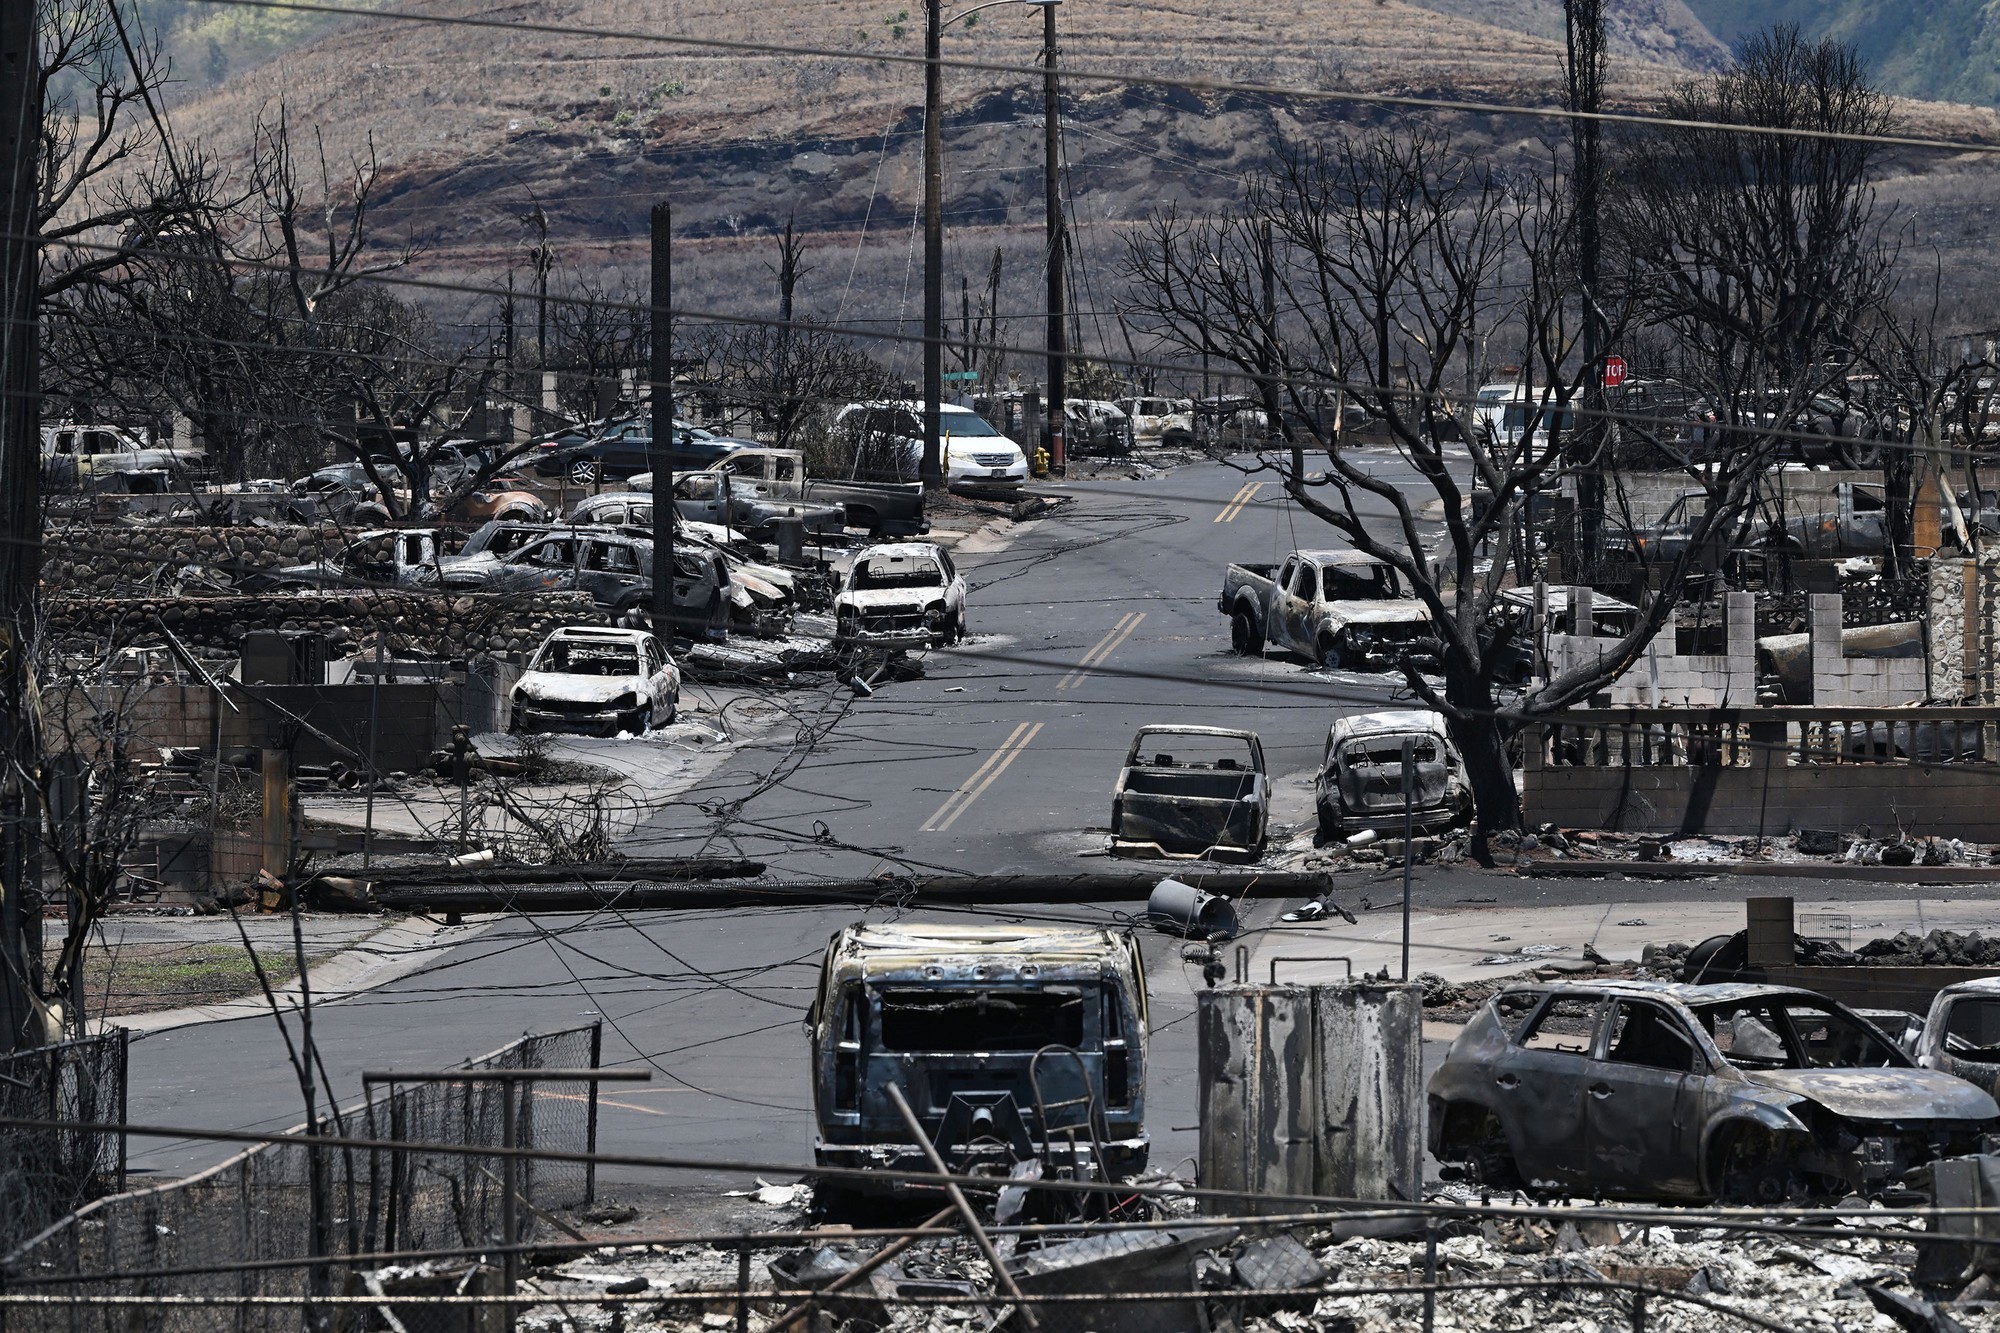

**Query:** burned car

left=806, top=922, right=1149, bottom=1196
left=1109, top=725, right=1268, bottom=863
left=832, top=542, right=968, bottom=653
left=1314, top=710, right=1470, bottom=839
left=1429, top=980, right=1999, bottom=1204
left=1917, top=979, right=2000, bottom=1099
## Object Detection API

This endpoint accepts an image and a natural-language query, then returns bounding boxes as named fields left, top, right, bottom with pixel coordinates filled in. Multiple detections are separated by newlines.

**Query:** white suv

left=511, top=626, right=681, bottom=737
left=835, top=402, right=1030, bottom=487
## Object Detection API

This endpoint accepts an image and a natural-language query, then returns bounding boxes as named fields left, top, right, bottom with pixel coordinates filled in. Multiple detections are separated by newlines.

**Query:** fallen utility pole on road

left=369, top=871, right=1338, bottom=915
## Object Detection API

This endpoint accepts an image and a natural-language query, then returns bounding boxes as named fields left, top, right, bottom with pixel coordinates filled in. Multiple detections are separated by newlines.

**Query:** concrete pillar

left=542, top=371, right=559, bottom=420
left=1745, top=896, right=1795, bottom=969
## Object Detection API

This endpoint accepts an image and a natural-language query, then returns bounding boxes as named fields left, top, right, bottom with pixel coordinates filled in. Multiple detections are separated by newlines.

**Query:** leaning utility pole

left=648, top=203, right=677, bottom=629
left=920, top=0, right=945, bottom=488
left=0, top=0, right=43, bottom=1050
left=1040, top=0, right=1066, bottom=476
left=1564, top=0, right=1607, bottom=584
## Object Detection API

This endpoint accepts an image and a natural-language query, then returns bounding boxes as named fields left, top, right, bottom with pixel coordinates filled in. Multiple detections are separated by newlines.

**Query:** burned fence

left=1522, top=706, right=2000, bottom=838
left=0, top=1032, right=127, bottom=1257
left=0, top=1023, right=599, bottom=1333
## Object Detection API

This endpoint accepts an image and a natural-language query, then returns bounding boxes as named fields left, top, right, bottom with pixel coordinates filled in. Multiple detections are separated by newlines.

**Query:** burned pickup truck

left=1430, top=979, right=2000, bottom=1205
left=1222, top=549, right=1435, bottom=670
left=1109, top=726, right=1268, bottom=863
left=806, top=922, right=1149, bottom=1197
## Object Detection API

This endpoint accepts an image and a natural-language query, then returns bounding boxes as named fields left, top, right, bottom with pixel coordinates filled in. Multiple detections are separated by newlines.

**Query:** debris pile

left=500, top=1197, right=2000, bottom=1333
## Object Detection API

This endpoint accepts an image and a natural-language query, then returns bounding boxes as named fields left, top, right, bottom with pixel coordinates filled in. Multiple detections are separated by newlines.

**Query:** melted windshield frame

left=1688, top=996, right=1907, bottom=1071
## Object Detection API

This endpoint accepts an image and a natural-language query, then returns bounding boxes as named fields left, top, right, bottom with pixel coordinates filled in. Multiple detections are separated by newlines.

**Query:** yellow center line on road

left=1057, top=611, right=1146, bottom=691
left=921, top=721, right=1045, bottom=834
left=535, top=1091, right=679, bottom=1116
left=1213, top=481, right=1263, bottom=522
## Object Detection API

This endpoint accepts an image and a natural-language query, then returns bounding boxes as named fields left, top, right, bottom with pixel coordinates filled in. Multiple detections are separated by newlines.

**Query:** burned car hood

left=516, top=672, right=643, bottom=705
left=841, top=586, right=945, bottom=609
left=1742, top=1068, right=2000, bottom=1122
left=1331, top=602, right=1432, bottom=625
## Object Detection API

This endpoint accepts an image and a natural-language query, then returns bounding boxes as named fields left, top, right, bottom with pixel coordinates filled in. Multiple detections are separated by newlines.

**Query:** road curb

left=1517, top=860, right=2000, bottom=884
left=99, top=913, right=493, bottom=1035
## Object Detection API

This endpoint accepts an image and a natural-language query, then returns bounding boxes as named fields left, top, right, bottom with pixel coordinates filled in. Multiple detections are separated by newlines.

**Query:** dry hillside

left=150, top=0, right=2000, bottom=364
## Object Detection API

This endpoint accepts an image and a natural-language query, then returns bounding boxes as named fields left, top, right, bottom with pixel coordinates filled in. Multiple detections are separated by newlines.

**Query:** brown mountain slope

left=157, top=0, right=2000, bottom=352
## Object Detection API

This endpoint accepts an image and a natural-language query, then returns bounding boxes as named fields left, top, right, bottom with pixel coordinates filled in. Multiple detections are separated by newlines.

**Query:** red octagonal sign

left=1602, top=354, right=1628, bottom=387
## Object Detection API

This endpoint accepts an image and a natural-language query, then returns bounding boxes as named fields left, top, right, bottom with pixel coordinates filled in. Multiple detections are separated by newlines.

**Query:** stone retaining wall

left=41, top=525, right=346, bottom=593
left=43, top=590, right=603, bottom=657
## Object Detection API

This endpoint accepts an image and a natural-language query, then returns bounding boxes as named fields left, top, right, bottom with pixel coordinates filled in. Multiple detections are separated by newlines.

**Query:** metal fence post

left=1421, top=1217, right=1438, bottom=1333
left=502, top=1081, right=519, bottom=1333
left=735, top=1244, right=751, bottom=1333
left=585, top=1021, right=602, bottom=1204
left=1631, top=1290, right=1647, bottom=1333
left=116, top=1029, right=129, bottom=1191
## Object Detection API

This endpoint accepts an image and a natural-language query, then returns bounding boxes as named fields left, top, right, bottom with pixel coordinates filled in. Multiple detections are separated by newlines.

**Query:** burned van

left=806, top=923, right=1150, bottom=1190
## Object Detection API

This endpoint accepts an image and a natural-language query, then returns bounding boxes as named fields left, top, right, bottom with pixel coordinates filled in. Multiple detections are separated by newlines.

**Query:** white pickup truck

left=1220, top=549, right=1437, bottom=670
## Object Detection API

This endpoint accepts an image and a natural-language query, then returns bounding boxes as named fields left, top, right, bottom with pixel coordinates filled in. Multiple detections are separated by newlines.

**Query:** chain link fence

left=0, top=1023, right=598, bottom=1333
left=0, top=1032, right=127, bottom=1258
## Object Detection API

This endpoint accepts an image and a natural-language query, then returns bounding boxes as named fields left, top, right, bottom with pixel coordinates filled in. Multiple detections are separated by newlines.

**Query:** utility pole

left=921, top=0, right=945, bottom=488
left=1258, top=217, right=1297, bottom=478
left=648, top=203, right=677, bottom=629
left=1040, top=0, right=1066, bottom=476
left=1564, top=0, right=1606, bottom=584
left=0, top=0, right=44, bottom=1051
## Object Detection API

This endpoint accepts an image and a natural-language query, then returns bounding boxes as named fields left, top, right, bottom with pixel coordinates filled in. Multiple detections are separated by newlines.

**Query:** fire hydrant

left=1031, top=445, right=1051, bottom=477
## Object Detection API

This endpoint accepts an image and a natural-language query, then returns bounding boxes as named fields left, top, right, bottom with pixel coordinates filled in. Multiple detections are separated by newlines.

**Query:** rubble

left=501, top=1198, right=2000, bottom=1333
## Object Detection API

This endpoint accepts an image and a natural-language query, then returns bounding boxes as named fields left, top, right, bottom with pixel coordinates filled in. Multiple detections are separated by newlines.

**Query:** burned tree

left=1606, top=28, right=1895, bottom=467
left=1124, top=127, right=1775, bottom=834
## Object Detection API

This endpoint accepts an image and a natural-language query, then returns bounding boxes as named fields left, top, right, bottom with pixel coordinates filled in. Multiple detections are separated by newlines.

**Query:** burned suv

left=1429, top=980, right=1999, bottom=1204
left=805, top=923, right=1149, bottom=1196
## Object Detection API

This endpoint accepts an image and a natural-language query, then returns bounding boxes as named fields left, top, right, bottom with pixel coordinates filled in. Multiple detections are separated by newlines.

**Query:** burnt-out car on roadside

left=1429, top=980, right=1999, bottom=1205
left=805, top=922, right=1149, bottom=1200
left=1314, top=709, right=1469, bottom=839
left=1917, top=979, right=2000, bottom=1099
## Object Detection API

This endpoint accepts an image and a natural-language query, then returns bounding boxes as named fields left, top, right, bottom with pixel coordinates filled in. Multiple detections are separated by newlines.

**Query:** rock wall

left=1927, top=555, right=2000, bottom=702
left=40, top=525, right=346, bottom=594
left=43, top=590, right=604, bottom=658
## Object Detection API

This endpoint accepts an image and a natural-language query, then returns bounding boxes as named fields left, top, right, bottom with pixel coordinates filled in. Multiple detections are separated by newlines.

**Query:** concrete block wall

left=1549, top=589, right=1756, bottom=706
left=1809, top=593, right=1927, bottom=706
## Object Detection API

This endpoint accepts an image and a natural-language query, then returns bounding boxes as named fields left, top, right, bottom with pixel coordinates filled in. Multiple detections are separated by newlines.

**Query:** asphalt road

left=126, top=456, right=1451, bottom=1193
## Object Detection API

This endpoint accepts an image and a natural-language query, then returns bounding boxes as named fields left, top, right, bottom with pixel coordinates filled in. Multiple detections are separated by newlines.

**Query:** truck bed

left=1111, top=766, right=1265, bottom=861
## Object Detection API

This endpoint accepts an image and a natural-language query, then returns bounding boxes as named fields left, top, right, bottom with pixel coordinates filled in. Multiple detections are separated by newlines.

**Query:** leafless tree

left=1606, top=27, right=1896, bottom=462
left=1124, top=128, right=1773, bottom=835
left=544, top=273, right=646, bottom=420
left=691, top=320, right=897, bottom=453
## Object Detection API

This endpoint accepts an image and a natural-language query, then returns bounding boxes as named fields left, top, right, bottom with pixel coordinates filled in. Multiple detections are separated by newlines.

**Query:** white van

left=834, top=401, right=1030, bottom=488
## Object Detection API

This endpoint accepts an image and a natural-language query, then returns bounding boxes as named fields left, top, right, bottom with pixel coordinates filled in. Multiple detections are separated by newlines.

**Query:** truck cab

left=806, top=922, right=1150, bottom=1193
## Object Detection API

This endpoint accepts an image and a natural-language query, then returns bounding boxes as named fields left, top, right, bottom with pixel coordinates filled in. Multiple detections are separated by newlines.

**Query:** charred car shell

left=806, top=922, right=1149, bottom=1194
left=1314, top=709, right=1470, bottom=838
left=1918, top=979, right=2000, bottom=1099
left=1109, top=726, right=1268, bottom=863
left=1428, top=979, right=1999, bottom=1204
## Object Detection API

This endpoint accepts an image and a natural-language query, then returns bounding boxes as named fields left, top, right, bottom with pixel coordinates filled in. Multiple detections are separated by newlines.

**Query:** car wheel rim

left=571, top=461, right=598, bottom=484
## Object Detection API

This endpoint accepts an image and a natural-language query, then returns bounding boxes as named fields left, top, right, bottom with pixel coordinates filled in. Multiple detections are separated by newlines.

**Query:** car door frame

left=1499, top=992, right=1609, bottom=1187
left=1581, top=997, right=1709, bottom=1198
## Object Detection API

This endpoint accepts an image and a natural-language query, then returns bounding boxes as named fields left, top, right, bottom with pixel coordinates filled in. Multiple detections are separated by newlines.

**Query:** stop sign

left=1602, top=354, right=1628, bottom=387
